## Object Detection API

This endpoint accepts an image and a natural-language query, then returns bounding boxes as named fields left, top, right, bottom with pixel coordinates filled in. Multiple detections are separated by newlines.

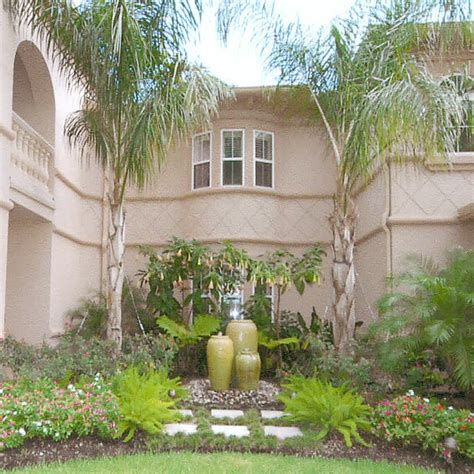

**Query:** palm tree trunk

left=275, top=285, right=282, bottom=372
left=330, top=190, right=357, bottom=354
left=106, top=179, right=125, bottom=352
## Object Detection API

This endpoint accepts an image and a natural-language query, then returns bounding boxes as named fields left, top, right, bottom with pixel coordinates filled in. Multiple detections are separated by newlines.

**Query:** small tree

left=247, top=246, right=325, bottom=369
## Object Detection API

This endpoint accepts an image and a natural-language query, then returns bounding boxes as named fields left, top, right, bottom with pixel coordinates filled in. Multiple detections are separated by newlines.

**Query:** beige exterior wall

left=0, top=8, right=472, bottom=343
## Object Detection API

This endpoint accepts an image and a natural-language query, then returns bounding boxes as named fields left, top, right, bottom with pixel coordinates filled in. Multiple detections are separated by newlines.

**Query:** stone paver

left=164, top=423, right=198, bottom=436
left=211, top=409, right=244, bottom=419
left=260, top=410, right=288, bottom=419
left=211, top=425, right=250, bottom=438
left=264, top=426, right=303, bottom=440
left=178, top=409, right=193, bottom=417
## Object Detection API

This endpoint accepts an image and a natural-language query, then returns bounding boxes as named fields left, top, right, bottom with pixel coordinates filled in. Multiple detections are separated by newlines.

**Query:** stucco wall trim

left=0, top=200, right=14, bottom=212
left=356, top=225, right=385, bottom=246
left=0, top=123, right=15, bottom=141
left=388, top=216, right=459, bottom=226
left=54, top=169, right=102, bottom=201
left=52, top=226, right=101, bottom=248
left=126, top=237, right=331, bottom=248
left=128, top=188, right=333, bottom=202
left=458, top=203, right=474, bottom=222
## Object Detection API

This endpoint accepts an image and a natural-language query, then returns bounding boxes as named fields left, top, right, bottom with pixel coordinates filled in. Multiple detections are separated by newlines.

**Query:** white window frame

left=192, top=131, right=212, bottom=190
left=221, top=129, right=245, bottom=187
left=253, top=130, right=274, bottom=189
left=252, top=283, right=274, bottom=322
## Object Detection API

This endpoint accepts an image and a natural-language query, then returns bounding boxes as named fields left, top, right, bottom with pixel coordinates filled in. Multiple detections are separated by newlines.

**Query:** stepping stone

left=260, top=410, right=288, bottom=419
left=178, top=409, right=193, bottom=417
left=211, top=425, right=250, bottom=438
left=211, top=409, right=244, bottom=419
left=164, top=423, right=198, bottom=436
left=264, top=426, right=303, bottom=440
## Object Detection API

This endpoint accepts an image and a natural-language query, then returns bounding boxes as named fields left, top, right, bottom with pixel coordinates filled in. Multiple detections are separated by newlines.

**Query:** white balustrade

left=11, top=112, right=53, bottom=195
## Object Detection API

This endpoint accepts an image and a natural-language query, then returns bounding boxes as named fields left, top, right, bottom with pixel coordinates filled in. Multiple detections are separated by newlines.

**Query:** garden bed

left=1, top=432, right=473, bottom=472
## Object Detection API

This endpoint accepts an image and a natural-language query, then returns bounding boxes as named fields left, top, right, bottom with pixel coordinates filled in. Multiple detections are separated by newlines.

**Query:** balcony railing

left=11, top=112, right=53, bottom=196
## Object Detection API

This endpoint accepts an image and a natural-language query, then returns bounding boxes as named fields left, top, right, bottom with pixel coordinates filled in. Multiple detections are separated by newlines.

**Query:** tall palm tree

left=218, top=0, right=472, bottom=352
left=8, top=0, right=230, bottom=350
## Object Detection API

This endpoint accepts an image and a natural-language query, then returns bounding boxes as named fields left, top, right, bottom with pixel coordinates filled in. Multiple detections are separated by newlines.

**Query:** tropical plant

left=371, top=249, right=474, bottom=390
left=111, top=367, right=187, bottom=441
left=8, top=0, right=230, bottom=351
left=247, top=247, right=325, bottom=369
left=139, top=239, right=251, bottom=326
left=278, top=375, right=371, bottom=447
left=156, top=314, right=221, bottom=347
left=218, top=0, right=472, bottom=352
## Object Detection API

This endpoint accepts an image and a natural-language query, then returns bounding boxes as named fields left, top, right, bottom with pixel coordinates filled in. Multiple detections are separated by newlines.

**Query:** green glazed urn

left=225, top=319, right=258, bottom=386
left=225, top=319, right=258, bottom=354
left=235, top=349, right=261, bottom=391
left=207, top=333, right=234, bottom=391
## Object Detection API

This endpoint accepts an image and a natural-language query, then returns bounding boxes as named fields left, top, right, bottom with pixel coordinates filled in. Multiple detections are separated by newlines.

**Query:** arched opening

left=5, top=42, right=55, bottom=343
left=12, top=41, right=55, bottom=145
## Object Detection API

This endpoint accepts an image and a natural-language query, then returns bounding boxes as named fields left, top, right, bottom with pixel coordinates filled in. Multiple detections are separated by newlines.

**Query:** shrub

left=0, top=376, right=119, bottom=450
left=284, top=335, right=372, bottom=390
left=111, top=367, right=187, bottom=441
left=371, top=392, right=474, bottom=460
left=278, top=375, right=371, bottom=447
left=372, top=249, right=474, bottom=390
left=67, top=283, right=156, bottom=339
left=0, top=334, right=178, bottom=382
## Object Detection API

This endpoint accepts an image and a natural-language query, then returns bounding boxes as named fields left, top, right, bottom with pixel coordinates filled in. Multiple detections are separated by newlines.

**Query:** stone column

left=0, top=12, right=16, bottom=339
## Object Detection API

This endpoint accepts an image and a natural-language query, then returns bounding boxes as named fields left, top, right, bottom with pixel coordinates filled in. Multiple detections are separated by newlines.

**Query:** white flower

left=18, top=428, right=26, bottom=436
left=21, top=401, right=27, bottom=406
left=448, top=406, right=454, bottom=410
left=406, top=389, right=415, bottom=397
left=33, top=421, right=42, bottom=427
left=423, top=398, right=430, bottom=403
left=67, top=384, right=76, bottom=392
left=43, top=427, right=48, bottom=434
left=0, top=389, right=3, bottom=395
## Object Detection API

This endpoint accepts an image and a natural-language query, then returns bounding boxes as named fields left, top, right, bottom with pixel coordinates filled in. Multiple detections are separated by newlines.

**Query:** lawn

left=10, top=452, right=434, bottom=474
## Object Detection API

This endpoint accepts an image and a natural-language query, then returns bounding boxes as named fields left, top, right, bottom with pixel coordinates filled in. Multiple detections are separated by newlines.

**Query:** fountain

left=207, top=290, right=261, bottom=391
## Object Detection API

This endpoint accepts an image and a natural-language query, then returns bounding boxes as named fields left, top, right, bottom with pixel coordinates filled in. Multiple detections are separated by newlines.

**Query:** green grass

left=11, top=452, right=435, bottom=473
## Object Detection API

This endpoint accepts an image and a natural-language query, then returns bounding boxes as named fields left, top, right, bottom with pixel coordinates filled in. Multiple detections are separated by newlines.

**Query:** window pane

left=223, top=160, right=243, bottom=185
left=194, top=162, right=210, bottom=189
left=255, top=132, right=272, bottom=161
left=193, top=133, right=210, bottom=163
left=256, top=161, right=272, bottom=187
left=223, top=131, right=243, bottom=158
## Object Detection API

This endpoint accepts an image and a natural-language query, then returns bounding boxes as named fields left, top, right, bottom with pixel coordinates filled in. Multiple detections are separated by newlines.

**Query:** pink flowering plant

left=371, top=391, right=474, bottom=460
left=0, top=375, right=119, bottom=451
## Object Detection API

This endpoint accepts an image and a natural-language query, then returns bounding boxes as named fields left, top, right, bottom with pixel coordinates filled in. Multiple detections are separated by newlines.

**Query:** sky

left=188, top=0, right=355, bottom=87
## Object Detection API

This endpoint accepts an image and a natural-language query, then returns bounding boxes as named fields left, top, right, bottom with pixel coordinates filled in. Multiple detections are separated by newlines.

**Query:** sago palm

left=8, top=0, right=230, bottom=350
left=218, top=0, right=472, bottom=352
left=373, top=249, right=474, bottom=390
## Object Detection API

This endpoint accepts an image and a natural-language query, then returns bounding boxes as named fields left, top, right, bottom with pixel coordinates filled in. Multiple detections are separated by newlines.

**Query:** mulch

left=1, top=433, right=473, bottom=472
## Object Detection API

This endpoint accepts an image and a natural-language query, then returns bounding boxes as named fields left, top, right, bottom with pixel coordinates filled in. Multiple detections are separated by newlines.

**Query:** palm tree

left=8, top=0, right=230, bottom=350
left=218, top=0, right=472, bottom=352
left=373, top=249, right=474, bottom=390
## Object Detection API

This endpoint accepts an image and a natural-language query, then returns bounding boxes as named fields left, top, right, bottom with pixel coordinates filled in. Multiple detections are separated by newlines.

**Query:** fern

left=156, top=314, right=220, bottom=346
left=112, top=367, right=188, bottom=441
left=278, top=375, right=371, bottom=447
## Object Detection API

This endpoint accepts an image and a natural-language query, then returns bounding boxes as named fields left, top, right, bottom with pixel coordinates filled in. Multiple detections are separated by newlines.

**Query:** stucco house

left=0, top=8, right=473, bottom=344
